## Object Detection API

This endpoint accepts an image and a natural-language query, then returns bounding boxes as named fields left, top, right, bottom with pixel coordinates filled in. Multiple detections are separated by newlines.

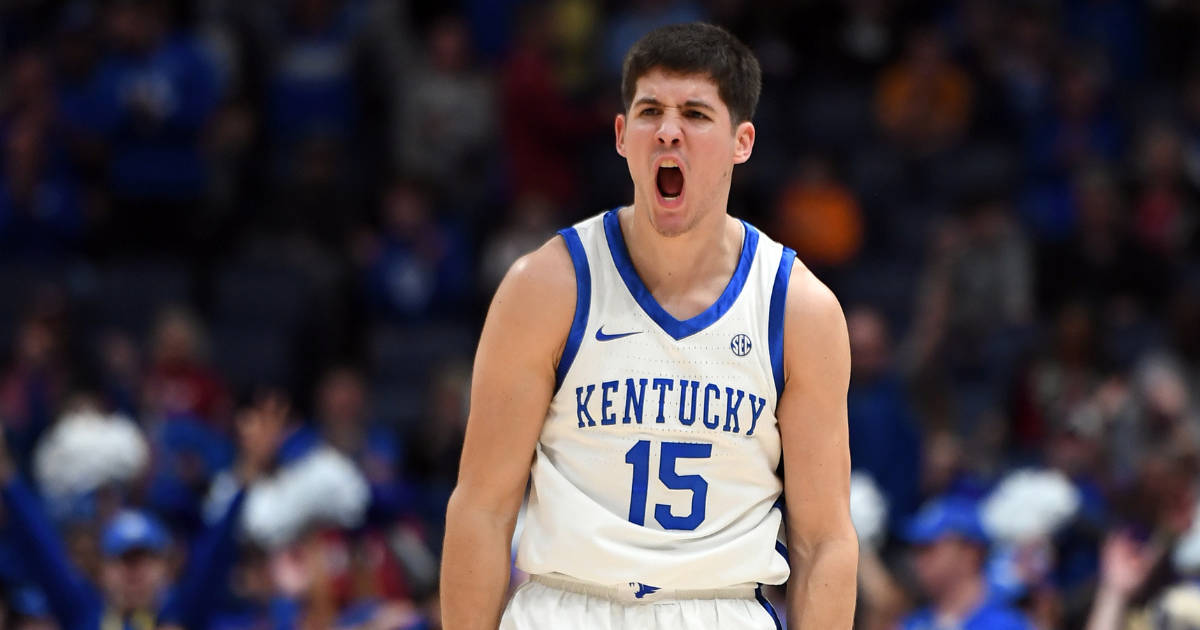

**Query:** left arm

left=158, top=394, right=288, bottom=630
left=778, top=265, right=859, bottom=629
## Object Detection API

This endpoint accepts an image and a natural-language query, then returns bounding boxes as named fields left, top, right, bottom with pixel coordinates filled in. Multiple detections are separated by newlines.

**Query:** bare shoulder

left=484, top=235, right=578, bottom=361
left=781, top=260, right=850, bottom=384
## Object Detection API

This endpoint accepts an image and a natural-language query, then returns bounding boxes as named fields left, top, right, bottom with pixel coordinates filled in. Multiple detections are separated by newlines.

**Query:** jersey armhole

left=554, top=227, right=591, bottom=393
left=767, top=247, right=797, bottom=402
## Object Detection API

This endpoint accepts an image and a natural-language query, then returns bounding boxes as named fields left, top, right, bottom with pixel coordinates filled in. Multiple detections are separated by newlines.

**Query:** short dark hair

left=621, top=23, right=762, bottom=124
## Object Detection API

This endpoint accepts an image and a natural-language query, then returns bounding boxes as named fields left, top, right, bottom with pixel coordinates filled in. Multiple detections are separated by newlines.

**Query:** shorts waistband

left=529, top=573, right=758, bottom=603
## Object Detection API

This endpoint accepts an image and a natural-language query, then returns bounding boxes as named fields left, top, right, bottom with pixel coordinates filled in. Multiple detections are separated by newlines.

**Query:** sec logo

left=730, top=334, right=752, bottom=357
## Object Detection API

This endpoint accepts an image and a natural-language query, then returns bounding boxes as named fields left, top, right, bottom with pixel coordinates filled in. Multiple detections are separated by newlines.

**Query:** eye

left=686, top=110, right=710, bottom=120
left=639, top=107, right=661, bottom=117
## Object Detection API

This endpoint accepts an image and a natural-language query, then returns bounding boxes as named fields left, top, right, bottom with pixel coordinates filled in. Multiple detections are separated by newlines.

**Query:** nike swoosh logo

left=596, top=327, right=643, bottom=342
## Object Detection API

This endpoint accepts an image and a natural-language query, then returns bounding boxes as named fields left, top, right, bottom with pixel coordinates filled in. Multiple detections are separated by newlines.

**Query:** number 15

left=625, top=440, right=712, bottom=531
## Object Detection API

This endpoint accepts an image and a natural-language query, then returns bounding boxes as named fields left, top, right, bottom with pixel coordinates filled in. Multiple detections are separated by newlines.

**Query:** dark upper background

left=2, top=0, right=1200, bottom=627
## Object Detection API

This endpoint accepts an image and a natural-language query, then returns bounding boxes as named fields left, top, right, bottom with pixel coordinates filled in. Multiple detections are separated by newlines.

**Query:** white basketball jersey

left=516, top=209, right=796, bottom=590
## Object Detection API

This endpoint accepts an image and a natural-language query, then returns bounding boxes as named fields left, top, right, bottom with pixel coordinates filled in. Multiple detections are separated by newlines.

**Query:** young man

left=901, top=497, right=1034, bottom=630
left=442, top=23, right=858, bottom=629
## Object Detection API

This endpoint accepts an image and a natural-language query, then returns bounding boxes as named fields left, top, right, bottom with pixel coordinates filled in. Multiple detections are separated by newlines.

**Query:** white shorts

left=500, top=574, right=783, bottom=629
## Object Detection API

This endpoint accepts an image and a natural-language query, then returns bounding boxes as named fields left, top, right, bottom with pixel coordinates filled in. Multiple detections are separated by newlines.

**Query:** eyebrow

left=633, top=97, right=717, bottom=111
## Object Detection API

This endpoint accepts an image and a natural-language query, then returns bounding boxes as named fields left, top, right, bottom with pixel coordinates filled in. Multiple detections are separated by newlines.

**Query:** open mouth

left=656, top=159, right=684, bottom=202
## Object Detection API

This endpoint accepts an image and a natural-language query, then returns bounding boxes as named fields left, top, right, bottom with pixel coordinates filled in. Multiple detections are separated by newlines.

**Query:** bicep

left=454, top=240, right=576, bottom=514
left=777, top=272, right=855, bottom=551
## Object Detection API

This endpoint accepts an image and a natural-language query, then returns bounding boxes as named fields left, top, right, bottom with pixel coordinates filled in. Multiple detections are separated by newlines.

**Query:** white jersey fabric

left=514, top=208, right=796, bottom=595
left=501, top=577, right=783, bottom=630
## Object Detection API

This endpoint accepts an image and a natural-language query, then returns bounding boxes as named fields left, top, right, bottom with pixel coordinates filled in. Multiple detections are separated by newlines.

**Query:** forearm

left=1086, top=587, right=1130, bottom=630
left=787, top=537, right=859, bottom=630
left=159, top=489, right=248, bottom=630
left=1, top=478, right=100, bottom=625
left=857, top=549, right=908, bottom=630
left=441, top=489, right=519, bottom=630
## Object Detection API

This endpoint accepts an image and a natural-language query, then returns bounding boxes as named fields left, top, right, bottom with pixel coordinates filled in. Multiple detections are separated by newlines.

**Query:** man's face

left=102, top=550, right=169, bottom=612
left=615, top=69, right=754, bottom=237
left=913, top=537, right=978, bottom=600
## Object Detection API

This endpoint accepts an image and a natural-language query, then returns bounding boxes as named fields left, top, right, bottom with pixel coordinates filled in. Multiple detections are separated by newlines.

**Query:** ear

left=732, top=121, right=755, bottom=164
left=615, top=114, right=627, bottom=158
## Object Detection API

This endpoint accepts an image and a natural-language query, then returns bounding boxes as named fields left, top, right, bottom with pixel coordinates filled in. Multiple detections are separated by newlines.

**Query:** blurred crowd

left=2, top=0, right=1200, bottom=628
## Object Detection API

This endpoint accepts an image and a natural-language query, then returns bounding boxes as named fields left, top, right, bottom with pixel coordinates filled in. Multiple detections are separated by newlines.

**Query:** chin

left=647, top=204, right=696, bottom=238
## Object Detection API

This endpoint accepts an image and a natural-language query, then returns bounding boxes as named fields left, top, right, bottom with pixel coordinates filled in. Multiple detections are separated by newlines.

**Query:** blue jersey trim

left=768, top=247, right=797, bottom=400
left=602, top=209, right=759, bottom=341
left=755, top=585, right=784, bottom=630
left=772, top=497, right=790, bottom=566
left=555, top=228, right=591, bottom=393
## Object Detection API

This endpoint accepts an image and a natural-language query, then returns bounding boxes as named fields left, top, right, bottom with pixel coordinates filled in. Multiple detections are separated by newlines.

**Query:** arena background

left=1, top=0, right=1199, bottom=628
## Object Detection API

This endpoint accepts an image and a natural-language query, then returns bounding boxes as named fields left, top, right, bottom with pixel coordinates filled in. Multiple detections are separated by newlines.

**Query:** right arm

left=1085, top=534, right=1159, bottom=630
left=440, top=237, right=577, bottom=630
left=0, top=439, right=103, bottom=629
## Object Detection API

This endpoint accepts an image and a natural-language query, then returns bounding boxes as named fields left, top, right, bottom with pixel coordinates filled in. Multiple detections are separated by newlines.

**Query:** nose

left=655, top=113, right=683, bottom=146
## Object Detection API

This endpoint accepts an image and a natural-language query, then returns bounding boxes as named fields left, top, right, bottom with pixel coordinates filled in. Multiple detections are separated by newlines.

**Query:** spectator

left=1026, top=55, right=1123, bottom=189
left=909, top=198, right=1033, bottom=376
left=876, top=27, right=973, bottom=157
left=1128, top=122, right=1200, bottom=259
left=1036, top=165, right=1169, bottom=316
left=407, top=361, right=470, bottom=553
left=479, top=193, right=557, bottom=293
left=360, top=181, right=472, bottom=323
left=773, top=156, right=864, bottom=269
left=307, top=366, right=410, bottom=524
left=0, top=315, right=70, bottom=477
left=53, top=2, right=106, bottom=141
left=2, top=51, right=60, bottom=139
left=500, top=3, right=607, bottom=208
left=989, top=2, right=1059, bottom=127
left=0, top=116, right=84, bottom=264
left=96, top=330, right=141, bottom=419
left=901, top=497, right=1035, bottom=630
left=396, top=12, right=496, bottom=212
left=264, top=0, right=368, bottom=150
left=1106, top=356, right=1200, bottom=484
left=91, top=0, right=221, bottom=258
left=846, top=307, right=923, bottom=531
left=141, top=306, right=232, bottom=429
left=1011, top=302, right=1104, bottom=448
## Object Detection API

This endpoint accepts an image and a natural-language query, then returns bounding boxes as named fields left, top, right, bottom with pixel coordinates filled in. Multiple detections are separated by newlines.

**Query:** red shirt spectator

left=142, top=306, right=231, bottom=428
left=500, top=8, right=606, bottom=207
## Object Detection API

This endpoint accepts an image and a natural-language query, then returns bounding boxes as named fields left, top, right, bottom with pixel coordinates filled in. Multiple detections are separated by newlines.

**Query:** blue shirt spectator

left=146, top=414, right=236, bottom=536
left=266, top=0, right=368, bottom=148
left=91, top=2, right=220, bottom=202
left=0, top=110, right=84, bottom=263
left=900, top=596, right=1035, bottom=630
left=362, top=183, right=472, bottom=322
left=902, top=498, right=1036, bottom=630
left=845, top=308, right=923, bottom=530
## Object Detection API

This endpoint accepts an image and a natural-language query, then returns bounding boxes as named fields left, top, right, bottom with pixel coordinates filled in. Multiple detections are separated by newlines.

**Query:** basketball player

left=442, top=23, right=858, bottom=629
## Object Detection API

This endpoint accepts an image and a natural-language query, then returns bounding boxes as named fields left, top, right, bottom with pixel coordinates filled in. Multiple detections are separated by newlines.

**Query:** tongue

left=657, top=167, right=684, bottom=198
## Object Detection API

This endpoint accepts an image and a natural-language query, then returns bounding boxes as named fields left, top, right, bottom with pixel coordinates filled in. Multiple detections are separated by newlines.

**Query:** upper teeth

left=661, top=159, right=678, bottom=168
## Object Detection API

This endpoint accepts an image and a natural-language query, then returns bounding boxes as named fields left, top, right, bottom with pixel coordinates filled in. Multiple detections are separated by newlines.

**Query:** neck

left=935, top=573, right=986, bottom=623
left=619, top=204, right=742, bottom=320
